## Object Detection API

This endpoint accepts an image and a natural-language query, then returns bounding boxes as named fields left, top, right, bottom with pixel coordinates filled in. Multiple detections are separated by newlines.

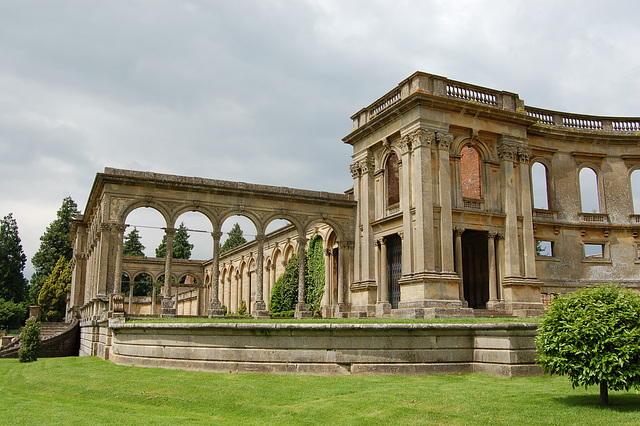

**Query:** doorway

left=462, top=230, right=489, bottom=309
left=386, top=234, right=402, bottom=309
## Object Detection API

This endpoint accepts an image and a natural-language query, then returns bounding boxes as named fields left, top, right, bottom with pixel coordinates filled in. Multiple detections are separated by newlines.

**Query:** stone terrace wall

left=90, top=322, right=542, bottom=378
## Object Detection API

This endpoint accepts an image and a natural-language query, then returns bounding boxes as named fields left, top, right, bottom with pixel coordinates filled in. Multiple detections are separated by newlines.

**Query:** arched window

left=531, top=162, right=549, bottom=210
left=579, top=167, right=600, bottom=213
left=386, top=153, right=400, bottom=206
left=631, top=169, right=640, bottom=214
left=461, top=146, right=482, bottom=199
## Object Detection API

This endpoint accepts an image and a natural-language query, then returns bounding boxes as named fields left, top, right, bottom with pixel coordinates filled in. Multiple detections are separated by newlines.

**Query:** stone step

left=40, top=323, right=72, bottom=340
left=473, top=309, right=514, bottom=318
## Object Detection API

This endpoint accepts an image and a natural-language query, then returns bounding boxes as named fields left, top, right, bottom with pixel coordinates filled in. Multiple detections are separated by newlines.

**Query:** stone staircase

left=0, top=319, right=79, bottom=358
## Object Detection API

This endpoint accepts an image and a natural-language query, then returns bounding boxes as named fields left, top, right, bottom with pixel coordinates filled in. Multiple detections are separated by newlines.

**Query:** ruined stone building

left=68, top=72, right=640, bottom=321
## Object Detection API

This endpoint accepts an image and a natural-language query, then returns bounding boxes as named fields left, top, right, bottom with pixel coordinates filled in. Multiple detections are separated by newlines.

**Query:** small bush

left=18, top=317, right=41, bottom=363
left=237, top=300, right=247, bottom=316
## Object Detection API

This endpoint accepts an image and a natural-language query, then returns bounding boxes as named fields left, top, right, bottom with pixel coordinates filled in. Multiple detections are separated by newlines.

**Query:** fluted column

left=518, top=147, right=537, bottom=278
left=436, top=132, right=455, bottom=272
left=161, top=227, right=177, bottom=317
left=498, top=138, right=521, bottom=278
left=410, top=129, right=436, bottom=272
left=208, top=231, right=224, bottom=317
left=398, top=137, right=413, bottom=274
left=487, top=232, right=498, bottom=303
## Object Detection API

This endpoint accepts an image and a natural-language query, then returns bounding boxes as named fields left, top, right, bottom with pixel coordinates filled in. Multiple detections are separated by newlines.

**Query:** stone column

left=376, top=238, right=391, bottom=316
left=409, top=129, right=436, bottom=272
left=295, top=236, right=311, bottom=318
left=487, top=232, right=498, bottom=305
left=496, top=233, right=505, bottom=301
left=128, top=278, right=134, bottom=314
left=208, top=231, right=225, bottom=317
left=454, top=227, right=465, bottom=301
left=113, top=224, right=127, bottom=295
left=252, top=234, right=268, bottom=317
left=161, top=227, right=177, bottom=317
left=498, top=138, right=521, bottom=279
left=334, top=241, right=351, bottom=316
left=322, top=248, right=332, bottom=308
left=398, top=137, right=413, bottom=274
left=151, top=278, right=157, bottom=315
left=518, top=147, right=537, bottom=278
left=360, top=156, right=375, bottom=284
left=374, top=241, right=381, bottom=302
left=350, top=163, right=362, bottom=283
left=436, top=133, right=455, bottom=273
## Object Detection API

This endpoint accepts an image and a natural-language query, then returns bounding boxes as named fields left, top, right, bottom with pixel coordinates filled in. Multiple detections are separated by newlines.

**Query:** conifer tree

left=155, top=222, right=193, bottom=259
left=0, top=213, right=28, bottom=303
left=38, top=257, right=72, bottom=322
left=123, top=227, right=145, bottom=257
left=220, top=223, right=247, bottom=254
left=30, top=197, right=79, bottom=304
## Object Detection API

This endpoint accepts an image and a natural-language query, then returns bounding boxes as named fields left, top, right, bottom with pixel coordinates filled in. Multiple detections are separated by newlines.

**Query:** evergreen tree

left=269, top=254, right=300, bottom=314
left=0, top=213, right=28, bottom=303
left=38, top=257, right=72, bottom=322
left=220, top=223, right=247, bottom=254
left=155, top=222, right=193, bottom=259
left=123, top=227, right=145, bottom=257
left=305, top=236, right=325, bottom=315
left=29, top=197, right=79, bottom=304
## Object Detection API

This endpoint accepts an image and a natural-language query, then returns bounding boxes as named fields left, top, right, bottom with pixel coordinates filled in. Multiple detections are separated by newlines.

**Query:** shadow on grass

left=555, top=394, right=640, bottom=411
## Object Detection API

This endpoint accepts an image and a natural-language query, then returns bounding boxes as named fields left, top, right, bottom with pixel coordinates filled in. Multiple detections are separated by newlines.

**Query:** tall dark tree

left=122, top=227, right=145, bottom=257
left=220, top=223, right=247, bottom=254
left=0, top=213, right=28, bottom=303
left=155, top=222, right=193, bottom=259
left=29, top=197, right=79, bottom=304
left=38, top=257, right=72, bottom=322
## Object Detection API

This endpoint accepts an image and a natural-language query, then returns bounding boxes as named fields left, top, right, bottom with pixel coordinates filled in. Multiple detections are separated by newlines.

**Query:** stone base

left=161, top=297, right=176, bottom=318
left=486, top=299, right=505, bottom=311
left=376, top=302, right=392, bottom=317
left=251, top=301, right=269, bottom=318
left=295, top=303, right=313, bottom=319
left=333, top=303, right=350, bottom=319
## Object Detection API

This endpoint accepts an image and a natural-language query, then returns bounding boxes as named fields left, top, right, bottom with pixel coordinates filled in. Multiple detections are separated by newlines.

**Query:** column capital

left=349, top=163, right=361, bottom=178
left=359, top=158, right=374, bottom=175
left=454, top=227, right=465, bottom=236
left=517, top=147, right=532, bottom=163
left=397, top=135, right=412, bottom=155
left=487, top=231, right=499, bottom=239
left=163, top=227, right=177, bottom=236
left=255, top=234, right=266, bottom=243
left=298, top=236, right=308, bottom=246
left=435, top=132, right=453, bottom=150
left=495, top=232, right=505, bottom=240
left=211, top=231, right=223, bottom=240
left=407, top=128, right=435, bottom=149
left=497, top=142, right=518, bottom=162
left=115, top=223, right=128, bottom=234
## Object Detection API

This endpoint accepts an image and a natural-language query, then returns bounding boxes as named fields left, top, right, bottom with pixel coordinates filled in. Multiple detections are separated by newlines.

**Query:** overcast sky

left=1, top=0, right=639, bottom=279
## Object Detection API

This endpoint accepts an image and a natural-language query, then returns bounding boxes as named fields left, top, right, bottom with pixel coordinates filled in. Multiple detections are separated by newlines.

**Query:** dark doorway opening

left=386, top=234, right=402, bottom=309
left=462, top=230, right=489, bottom=309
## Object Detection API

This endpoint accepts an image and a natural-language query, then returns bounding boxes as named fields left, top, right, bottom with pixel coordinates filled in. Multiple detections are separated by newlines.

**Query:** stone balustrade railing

left=351, top=72, right=640, bottom=134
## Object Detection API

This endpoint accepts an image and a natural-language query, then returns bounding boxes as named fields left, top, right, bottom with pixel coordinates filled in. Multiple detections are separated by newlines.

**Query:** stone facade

left=68, top=72, right=640, bottom=322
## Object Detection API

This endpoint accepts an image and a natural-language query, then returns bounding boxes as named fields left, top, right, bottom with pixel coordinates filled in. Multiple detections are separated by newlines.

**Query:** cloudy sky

left=1, top=0, right=639, bottom=278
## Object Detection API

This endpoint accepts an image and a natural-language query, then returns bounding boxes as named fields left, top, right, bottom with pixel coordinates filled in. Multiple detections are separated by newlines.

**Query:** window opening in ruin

left=584, top=243, right=604, bottom=259
left=386, top=234, right=402, bottom=309
left=386, top=153, right=400, bottom=206
left=461, top=146, right=482, bottom=199
left=531, top=162, right=549, bottom=210
left=631, top=170, right=640, bottom=213
left=124, top=207, right=166, bottom=258
left=536, top=240, right=553, bottom=257
left=579, top=167, right=600, bottom=213
left=175, top=211, right=213, bottom=261
left=461, top=230, right=489, bottom=309
left=636, top=243, right=640, bottom=260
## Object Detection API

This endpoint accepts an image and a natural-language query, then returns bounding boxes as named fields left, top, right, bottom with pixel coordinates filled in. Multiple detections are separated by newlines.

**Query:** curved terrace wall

left=85, top=321, right=542, bottom=377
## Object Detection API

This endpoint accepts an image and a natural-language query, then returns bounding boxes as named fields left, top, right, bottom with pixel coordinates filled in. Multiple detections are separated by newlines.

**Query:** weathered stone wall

left=80, top=321, right=543, bottom=378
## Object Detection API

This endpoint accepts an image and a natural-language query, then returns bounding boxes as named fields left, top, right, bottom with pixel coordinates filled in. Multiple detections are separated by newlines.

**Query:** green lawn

left=1, top=357, right=639, bottom=425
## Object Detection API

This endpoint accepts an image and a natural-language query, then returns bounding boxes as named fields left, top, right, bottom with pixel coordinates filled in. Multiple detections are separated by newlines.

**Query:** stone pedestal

left=208, top=300, right=226, bottom=318
left=295, top=302, right=313, bottom=319
left=376, top=301, right=392, bottom=317
left=502, top=277, right=544, bottom=318
left=251, top=300, right=270, bottom=319
left=161, top=297, right=176, bottom=318
left=333, top=303, right=350, bottom=319
left=29, top=306, right=41, bottom=321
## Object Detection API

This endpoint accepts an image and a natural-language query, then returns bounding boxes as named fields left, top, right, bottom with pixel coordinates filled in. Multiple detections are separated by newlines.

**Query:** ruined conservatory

left=68, top=71, right=640, bottom=326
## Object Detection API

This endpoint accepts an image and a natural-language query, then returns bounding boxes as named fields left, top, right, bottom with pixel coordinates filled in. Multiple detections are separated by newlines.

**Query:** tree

left=123, top=227, right=145, bottom=257
left=18, top=317, right=41, bottom=363
left=305, top=236, right=325, bottom=316
left=38, top=257, right=72, bottom=322
left=220, top=223, right=247, bottom=254
left=29, top=197, right=79, bottom=304
left=0, top=213, right=28, bottom=303
left=155, top=222, right=193, bottom=259
left=269, top=254, right=300, bottom=314
left=536, top=285, right=640, bottom=405
left=0, top=298, right=27, bottom=331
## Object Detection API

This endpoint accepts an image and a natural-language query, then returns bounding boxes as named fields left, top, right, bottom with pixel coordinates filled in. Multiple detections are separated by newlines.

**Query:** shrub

left=269, top=254, right=300, bottom=314
left=536, top=284, right=640, bottom=405
left=0, top=298, right=28, bottom=331
left=237, top=300, right=247, bottom=316
left=18, top=317, right=42, bottom=363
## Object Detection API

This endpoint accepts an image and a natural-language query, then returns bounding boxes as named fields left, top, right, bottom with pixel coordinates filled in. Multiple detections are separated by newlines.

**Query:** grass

left=127, top=317, right=541, bottom=324
left=1, top=357, right=639, bottom=425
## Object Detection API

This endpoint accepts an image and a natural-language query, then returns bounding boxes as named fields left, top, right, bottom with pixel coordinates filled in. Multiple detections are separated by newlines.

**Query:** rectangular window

left=584, top=243, right=605, bottom=259
left=636, top=243, right=640, bottom=260
left=536, top=240, right=553, bottom=257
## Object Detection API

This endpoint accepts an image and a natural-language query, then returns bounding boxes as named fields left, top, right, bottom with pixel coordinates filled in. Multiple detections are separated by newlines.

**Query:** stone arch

left=219, top=209, right=263, bottom=235
left=531, top=160, right=551, bottom=210
left=578, top=164, right=603, bottom=213
left=118, top=199, right=172, bottom=227
left=262, top=213, right=305, bottom=237
left=379, top=148, right=402, bottom=208
left=460, top=143, right=483, bottom=200
left=173, top=205, right=220, bottom=234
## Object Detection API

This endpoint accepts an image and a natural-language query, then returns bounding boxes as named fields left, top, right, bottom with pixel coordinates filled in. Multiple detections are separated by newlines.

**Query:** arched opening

left=631, top=169, right=640, bottom=214
left=264, top=218, right=296, bottom=314
left=124, top=208, right=166, bottom=258
left=174, top=211, right=213, bottom=261
left=461, top=146, right=482, bottom=199
left=531, top=162, right=550, bottom=210
left=579, top=167, right=600, bottom=213
left=386, top=152, right=400, bottom=206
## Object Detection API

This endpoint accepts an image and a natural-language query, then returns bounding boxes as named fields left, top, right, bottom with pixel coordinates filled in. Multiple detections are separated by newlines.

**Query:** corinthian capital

left=435, top=132, right=453, bottom=150
left=396, top=135, right=412, bottom=155
left=407, top=129, right=435, bottom=149
left=497, top=142, right=518, bottom=162
left=518, top=147, right=532, bottom=163
left=349, top=163, right=361, bottom=179
left=359, top=157, right=375, bottom=175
